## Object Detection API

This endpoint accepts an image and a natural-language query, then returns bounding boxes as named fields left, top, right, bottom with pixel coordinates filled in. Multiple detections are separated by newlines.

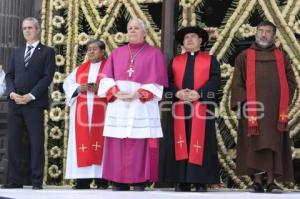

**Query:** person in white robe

left=63, top=39, right=108, bottom=189
left=0, top=65, right=6, bottom=96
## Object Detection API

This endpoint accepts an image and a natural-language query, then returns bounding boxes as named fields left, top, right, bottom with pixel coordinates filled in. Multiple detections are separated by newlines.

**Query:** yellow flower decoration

left=238, top=24, right=256, bottom=38
left=49, top=107, right=63, bottom=122
left=78, top=32, right=90, bottom=46
left=53, top=72, right=64, bottom=84
left=52, top=16, right=65, bottom=28
left=53, top=33, right=65, bottom=45
left=48, top=164, right=62, bottom=178
left=49, top=146, right=62, bottom=158
left=55, top=55, right=65, bottom=66
left=114, top=32, right=126, bottom=43
left=53, top=0, right=67, bottom=10
left=49, top=126, right=63, bottom=140
left=220, top=63, right=234, bottom=78
left=51, top=91, right=63, bottom=102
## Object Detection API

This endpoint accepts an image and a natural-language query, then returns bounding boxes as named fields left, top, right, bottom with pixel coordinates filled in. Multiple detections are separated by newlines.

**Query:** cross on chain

left=127, top=67, right=135, bottom=77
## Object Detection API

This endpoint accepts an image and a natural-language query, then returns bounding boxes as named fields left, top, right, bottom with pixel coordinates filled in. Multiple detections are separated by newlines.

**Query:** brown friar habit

left=231, top=43, right=296, bottom=181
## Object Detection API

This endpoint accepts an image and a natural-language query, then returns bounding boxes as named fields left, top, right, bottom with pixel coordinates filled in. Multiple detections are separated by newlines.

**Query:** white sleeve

left=140, top=83, right=164, bottom=100
left=63, top=69, right=80, bottom=106
left=0, top=70, right=6, bottom=96
left=98, top=77, right=117, bottom=97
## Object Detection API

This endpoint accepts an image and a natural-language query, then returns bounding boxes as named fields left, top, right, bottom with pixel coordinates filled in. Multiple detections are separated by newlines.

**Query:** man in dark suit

left=1, top=17, right=55, bottom=190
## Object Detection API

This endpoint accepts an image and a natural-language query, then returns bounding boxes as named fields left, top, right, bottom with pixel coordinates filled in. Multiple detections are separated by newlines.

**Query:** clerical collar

left=128, top=42, right=146, bottom=49
left=91, top=61, right=101, bottom=65
left=188, top=51, right=200, bottom=56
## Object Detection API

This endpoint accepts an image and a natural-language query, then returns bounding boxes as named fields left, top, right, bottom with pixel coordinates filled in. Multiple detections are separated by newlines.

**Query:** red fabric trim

left=172, top=52, right=211, bottom=165
left=75, top=60, right=106, bottom=167
left=274, top=49, right=289, bottom=131
left=148, top=138, right=158, bottom=182
left=246, top=48, right=289, bottom=135
left=246, top=49, right=259, bottom=136
left=106, top=86, right=120, bottom=102
left=137, top=88, right=154, bottom=103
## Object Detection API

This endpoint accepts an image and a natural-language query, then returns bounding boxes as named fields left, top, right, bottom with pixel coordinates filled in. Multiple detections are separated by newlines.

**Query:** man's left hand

left=87, top=83, right=99, bottom=93
left=187, top=90, right=200, bottom=102
left=21, top=94, right=33, bottom=104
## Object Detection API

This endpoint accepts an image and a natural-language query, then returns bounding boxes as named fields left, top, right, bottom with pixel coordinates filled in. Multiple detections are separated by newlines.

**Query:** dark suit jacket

left=5, top=42, right=56, bottom=109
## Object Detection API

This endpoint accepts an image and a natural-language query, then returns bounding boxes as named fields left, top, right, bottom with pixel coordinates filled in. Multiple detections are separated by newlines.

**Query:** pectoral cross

left=127, top=67, right=134, bottom=77
left=79, top=144, right=87, bottom=152
left=193, top=140, right=202, bottom=153
left=92, top=142, right=101, bottom=151
left=177, top=136, right=185, bottom=149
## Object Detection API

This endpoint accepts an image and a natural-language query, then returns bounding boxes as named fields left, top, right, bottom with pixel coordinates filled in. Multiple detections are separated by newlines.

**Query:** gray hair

left=23, top=17, right=41, bottom=30
left=127, top=18, right=147, bottom=32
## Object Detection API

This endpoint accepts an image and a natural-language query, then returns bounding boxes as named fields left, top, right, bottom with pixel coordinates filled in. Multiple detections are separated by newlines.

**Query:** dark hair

left=257, top=21, right=277, bottom=34
left=86, top=39, right=106, bottom=50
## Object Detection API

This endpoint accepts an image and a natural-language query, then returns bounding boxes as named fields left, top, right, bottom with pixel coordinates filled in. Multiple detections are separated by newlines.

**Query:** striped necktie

left=24, top=45, right=33, bottom=67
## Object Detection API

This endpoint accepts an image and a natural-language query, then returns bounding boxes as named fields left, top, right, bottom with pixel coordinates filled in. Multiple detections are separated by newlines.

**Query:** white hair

left=127, top=17, right=147, bottom=32
left=23, top=17, right=40, bottom=30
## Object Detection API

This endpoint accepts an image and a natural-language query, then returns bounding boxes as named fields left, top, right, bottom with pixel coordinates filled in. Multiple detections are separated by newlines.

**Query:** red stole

left=75, top=60, right=106, bottom=167
left=172, top=52, right=211, bottom=166
left=246, top=48, right=289, bottom=136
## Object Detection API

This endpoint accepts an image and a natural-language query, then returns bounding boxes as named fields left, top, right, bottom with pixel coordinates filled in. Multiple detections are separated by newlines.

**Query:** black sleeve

left=30, top=48, right=56, bottom=99
left=5, top=52, right=16, bottom=98
left=164, top=59, right=180, bottom=101
left=197, top=56, right=221, bottom=102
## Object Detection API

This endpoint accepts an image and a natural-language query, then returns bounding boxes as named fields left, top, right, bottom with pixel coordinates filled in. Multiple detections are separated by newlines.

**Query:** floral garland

left=287, top=1, right=300, bottom=27
left=43, top=110, right=49, bottom=184
left=180, top=0, right=203, bottom=27
left=48, top=164, right=62, bottom=179
left=53, top=0, right=68, bottom=10
left=55, top=55, right=65, bottom=66
left=50, top=146, right=62, bottom=158
left=49, top=126, right=63, bottom=140
left=40, top=0, right=47, bottom=44
left=238, top=24, right=256, bottom=38
left=293, top=20, right=300, bottom=35
left=52, top=16, right=65, bottom=29
left=46, top=0, right=54, bottom=46
left=210, top=0, right=257, bottom=60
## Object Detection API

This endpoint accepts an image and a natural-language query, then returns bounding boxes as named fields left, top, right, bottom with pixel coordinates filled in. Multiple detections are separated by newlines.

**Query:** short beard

left=255, top=41, right=273, bottom=49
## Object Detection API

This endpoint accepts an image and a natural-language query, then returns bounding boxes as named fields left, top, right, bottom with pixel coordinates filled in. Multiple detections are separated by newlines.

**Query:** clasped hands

left=114, top=91, right=141, bottom=102
left=79, top=83, right=99, bottom=93
left=176, top=88, right=200, bottom=102
left=10, top=93, right=33, bottom=104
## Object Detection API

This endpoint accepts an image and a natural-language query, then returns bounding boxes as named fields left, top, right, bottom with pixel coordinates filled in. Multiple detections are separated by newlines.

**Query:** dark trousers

left=7, top=104, right=44, bottom=186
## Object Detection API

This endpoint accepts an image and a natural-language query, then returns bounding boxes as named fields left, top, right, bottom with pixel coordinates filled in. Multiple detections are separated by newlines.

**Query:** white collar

left=26, top=40, right=40, bottom=49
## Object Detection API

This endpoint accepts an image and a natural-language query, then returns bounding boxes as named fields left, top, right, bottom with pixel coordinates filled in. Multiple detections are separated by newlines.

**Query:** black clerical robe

left=160, top=51, right=220, bottom=184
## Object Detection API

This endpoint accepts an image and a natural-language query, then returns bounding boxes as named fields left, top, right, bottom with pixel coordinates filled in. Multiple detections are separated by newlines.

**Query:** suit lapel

left=28, top=43, right=43, bottom=65
left=18, top=47, right=26, bottom=67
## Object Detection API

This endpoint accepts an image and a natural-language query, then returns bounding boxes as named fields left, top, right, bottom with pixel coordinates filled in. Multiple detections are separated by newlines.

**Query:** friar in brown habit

left=231, top=21, right=296, bottom=194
